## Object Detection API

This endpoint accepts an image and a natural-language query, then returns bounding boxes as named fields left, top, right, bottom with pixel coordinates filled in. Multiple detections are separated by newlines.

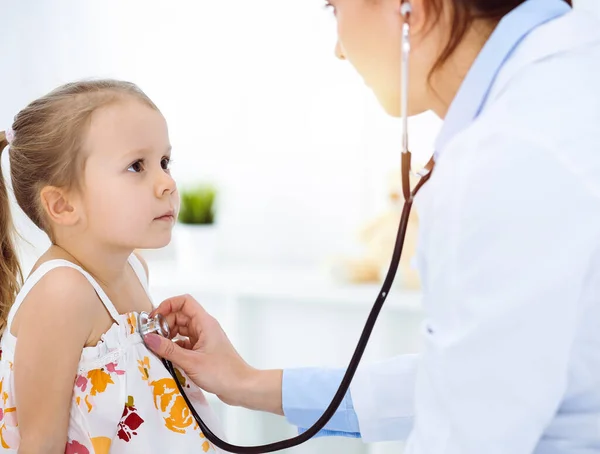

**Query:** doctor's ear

left=39, top=186, right=81, bottom=227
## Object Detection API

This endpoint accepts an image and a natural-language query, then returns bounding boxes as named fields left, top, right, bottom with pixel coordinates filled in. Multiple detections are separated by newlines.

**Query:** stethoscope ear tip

left=400, top=1, right=412, bottom=18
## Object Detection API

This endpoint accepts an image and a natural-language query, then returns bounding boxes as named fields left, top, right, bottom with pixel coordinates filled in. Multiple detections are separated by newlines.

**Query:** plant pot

left=174, top=223, right=217, bottom=269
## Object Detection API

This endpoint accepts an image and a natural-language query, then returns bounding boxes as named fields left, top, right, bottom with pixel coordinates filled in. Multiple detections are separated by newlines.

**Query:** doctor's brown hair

left=0, top=80, right=158, bottom=333
left=426, top=0, right=573, bottom=78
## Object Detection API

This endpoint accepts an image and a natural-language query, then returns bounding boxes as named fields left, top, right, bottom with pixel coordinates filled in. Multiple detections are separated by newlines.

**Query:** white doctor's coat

left=348, top=9, right=600, bottom=454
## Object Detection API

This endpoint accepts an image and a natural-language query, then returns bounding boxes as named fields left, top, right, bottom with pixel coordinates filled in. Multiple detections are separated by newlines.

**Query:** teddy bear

left=329, top=168, right=421, bottom=290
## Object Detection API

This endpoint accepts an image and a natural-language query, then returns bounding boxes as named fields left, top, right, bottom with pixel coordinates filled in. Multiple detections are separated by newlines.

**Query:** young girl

left=0, top=80, right=226, bottom=453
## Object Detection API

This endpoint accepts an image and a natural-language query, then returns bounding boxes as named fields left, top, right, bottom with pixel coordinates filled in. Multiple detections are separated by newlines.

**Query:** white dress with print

left=0, top=254, right=226, bottom=453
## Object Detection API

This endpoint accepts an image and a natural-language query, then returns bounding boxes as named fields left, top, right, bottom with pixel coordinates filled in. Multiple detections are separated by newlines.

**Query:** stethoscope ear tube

left=162, top=201, right=414, bottom=452
left=141, top=1, right=436, bottom=450
left=146, top=152, right=433, bottom=452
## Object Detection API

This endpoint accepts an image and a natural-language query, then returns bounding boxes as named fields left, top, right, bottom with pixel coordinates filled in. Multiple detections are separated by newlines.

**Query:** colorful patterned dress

left=0, top=254, right=226, bottom=453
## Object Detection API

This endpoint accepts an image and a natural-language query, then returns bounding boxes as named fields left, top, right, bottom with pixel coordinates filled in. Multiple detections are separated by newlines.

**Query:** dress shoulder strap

left=6, top=259, right=121, bottom=331
left=128, top=253, right=150, bottom=294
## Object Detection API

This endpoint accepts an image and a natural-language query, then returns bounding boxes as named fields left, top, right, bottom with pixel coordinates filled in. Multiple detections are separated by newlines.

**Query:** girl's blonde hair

left=0, top=79, right=158, bottom=332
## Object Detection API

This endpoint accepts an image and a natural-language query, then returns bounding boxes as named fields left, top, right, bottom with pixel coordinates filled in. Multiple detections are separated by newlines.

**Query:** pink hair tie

left=5, top=128, right=14, bottom=145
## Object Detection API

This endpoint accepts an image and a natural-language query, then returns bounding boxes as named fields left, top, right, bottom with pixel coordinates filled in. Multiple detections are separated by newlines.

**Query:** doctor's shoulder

left=491, top=11, right=600, bottom=143
left=459, top=46, right=600, bottom=179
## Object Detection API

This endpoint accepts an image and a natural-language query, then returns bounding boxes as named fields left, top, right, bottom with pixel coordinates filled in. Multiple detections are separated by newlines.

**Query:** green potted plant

left=178, top=184, right=216, bottom=225
left=175, top=184, right=218, bottom=268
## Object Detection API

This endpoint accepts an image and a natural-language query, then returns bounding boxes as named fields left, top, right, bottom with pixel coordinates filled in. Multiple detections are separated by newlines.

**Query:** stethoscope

left=139, top=2, right=433, bottom=452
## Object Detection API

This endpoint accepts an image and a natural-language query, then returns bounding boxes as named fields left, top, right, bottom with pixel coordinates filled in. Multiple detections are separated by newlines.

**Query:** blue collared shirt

left=282, top=367, right=361, bottom=437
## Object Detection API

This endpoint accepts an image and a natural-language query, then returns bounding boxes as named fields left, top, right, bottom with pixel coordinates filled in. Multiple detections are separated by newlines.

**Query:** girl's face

left=327, top=0, right=437, bottom=117
left=78, top=99, right=179, bottom=251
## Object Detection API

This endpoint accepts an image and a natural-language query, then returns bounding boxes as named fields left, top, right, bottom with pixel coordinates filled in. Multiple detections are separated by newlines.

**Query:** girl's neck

left=47, top=242, right=134, bottom=288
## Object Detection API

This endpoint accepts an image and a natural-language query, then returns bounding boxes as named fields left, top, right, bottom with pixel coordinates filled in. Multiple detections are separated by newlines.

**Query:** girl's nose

left=156, top=170, right=177, bottom=198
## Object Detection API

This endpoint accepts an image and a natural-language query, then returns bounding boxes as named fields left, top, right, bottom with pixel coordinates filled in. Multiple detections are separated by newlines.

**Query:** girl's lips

left=154, top=212, right=175, bottom=222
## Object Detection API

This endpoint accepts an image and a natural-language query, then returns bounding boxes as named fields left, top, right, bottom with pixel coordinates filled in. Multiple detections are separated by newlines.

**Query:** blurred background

left=1, top=1, right=598, bottom=452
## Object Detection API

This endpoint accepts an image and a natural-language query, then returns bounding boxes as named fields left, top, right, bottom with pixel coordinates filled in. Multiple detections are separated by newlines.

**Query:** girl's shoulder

left=9, top=261, right=100, bottom=340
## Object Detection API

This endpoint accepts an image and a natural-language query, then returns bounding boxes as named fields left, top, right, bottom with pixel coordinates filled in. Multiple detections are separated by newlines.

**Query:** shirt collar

left=434, top=0, right=571, bottom=157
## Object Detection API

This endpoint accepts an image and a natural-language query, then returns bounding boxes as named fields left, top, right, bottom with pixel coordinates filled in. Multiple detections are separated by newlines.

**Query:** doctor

left=144, top=0, right=600, bottom=452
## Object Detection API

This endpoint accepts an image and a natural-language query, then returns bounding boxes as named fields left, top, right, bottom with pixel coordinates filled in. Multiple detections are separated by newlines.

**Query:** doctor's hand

left=144, top=294, right=284, bottom=415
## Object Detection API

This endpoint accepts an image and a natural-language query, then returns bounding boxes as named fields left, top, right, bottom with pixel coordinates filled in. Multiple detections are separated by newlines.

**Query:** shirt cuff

left=282, top=367, right=361, bottom=438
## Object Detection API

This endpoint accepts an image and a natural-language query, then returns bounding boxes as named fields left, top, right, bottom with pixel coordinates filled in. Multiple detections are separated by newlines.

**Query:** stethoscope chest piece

left=139, top=311, right=170, bottom=339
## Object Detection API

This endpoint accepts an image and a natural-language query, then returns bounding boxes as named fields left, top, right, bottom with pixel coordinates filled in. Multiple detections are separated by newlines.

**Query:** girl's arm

left=14, top=267, right=97, bottom=454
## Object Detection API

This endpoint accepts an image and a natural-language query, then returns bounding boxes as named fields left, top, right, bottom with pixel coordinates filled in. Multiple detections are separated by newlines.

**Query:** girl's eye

left=128, top=160, right=145, bottom=173
left=161, top=156, right=172, bottom=171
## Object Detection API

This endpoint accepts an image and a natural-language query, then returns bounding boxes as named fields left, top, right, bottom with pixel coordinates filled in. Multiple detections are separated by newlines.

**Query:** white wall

left=0, top=0, right=440, bottom=272
left=575, top=0, right=600, bottom=15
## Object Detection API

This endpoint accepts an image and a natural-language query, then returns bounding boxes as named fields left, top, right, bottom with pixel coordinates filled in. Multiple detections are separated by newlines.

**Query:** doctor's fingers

left=166, top=319, right=196, bottom=339
left=173, top=336, right=193, bottom=350
left=153, top=294, right=210, bottom=320
left=160, top=309, right=214, bottom=341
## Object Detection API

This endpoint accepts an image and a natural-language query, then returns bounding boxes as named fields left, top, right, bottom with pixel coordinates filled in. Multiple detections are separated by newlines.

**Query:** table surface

left=146, top=260, right=423, bottom=311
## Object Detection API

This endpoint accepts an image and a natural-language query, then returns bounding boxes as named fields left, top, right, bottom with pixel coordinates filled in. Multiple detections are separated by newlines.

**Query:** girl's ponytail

left=0, top=131, right=23, bottom=334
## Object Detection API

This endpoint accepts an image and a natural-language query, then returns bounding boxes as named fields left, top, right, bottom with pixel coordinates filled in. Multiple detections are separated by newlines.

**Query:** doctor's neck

left=410, top=0, right=573, bottom=119
left=426, top=19, right=494, bottom=118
